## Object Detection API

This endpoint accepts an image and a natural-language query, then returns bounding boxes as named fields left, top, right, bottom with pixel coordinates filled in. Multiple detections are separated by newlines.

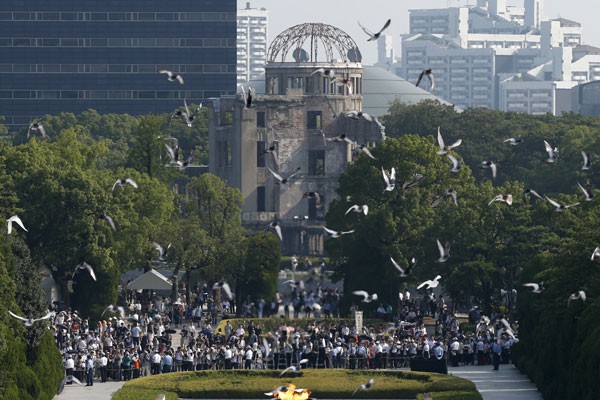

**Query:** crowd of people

left=50, top=282, right=517, bottom=386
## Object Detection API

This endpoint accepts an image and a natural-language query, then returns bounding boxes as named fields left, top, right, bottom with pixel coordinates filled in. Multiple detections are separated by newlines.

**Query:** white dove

left=112, top=178, right=138, bottom=191
left=545, top=196, right=579, bottom=212
left=576, top=182, right=593, bottom=201
left=99, top=213, right=116, bottom=231
left=152, top=241, right=171, bottom=261
left=323, top=227, right=355, bottom=238
left=444, top=188, right=458, bottom=206
left=591, top=247, right=600, bottom=260
left=489, top=194, right=513, bottom=206
left=264, top=386, right=289, bottom=396
left=416, top=69, right=435, bottom=91
left=447, top=154, right=462, bottom=172
left=544, top=140, right=559, bottom=163
left=522, top=188, right=543, bottom=203
left=57, top=375, right=84, bottom=394
left=213, top=281, right=233, bottom=301
left=481, top=161, right=497, bottom=179
left=327, top=133, right=353, bottom=144
left=353, top=378, right=375, bottom=395
left=523, top=283, right=544, bottom=293
left=353, top=290, right=378, bottom=303
left=310, top=68, right=335, bottom=78
left=267, top=166, right=300, bottom=185
left=101, top=304, right=126, bottom=319
left=568, top=290, right=586, bottom=306
left=269, top=222, right=283, bottom=241
left=358, top=18, right=391, bottom=41
left=417, top=275, right=442, bottom=290
left=180, top=98, right=201, bottom=127
left=8, top=310, right=54, bottom=327
left=73, top=261, right=97, bottom=281
left=390, top=256, right=415, bottom=277
left=7, top=215, right=28, bottom=234
left=28, top=121, right=46, bottom=139
left=345, top=205, right=369, bottom=216
left=581, top=151, right=591, bottom=170
left=436, top=239, right=450, bottom=262
left=279, top=358, right=308, bottom=376
left=157, top=69, right=184, bottom=84
left=437, top=127, right=462, bottom=155
left=346, top=110, right=373, bottom=122
left=355, top=144, right=376, bottom=159
left=382, top=167, right=396, bottom=192
left=504, top=137, right=523, bottom=145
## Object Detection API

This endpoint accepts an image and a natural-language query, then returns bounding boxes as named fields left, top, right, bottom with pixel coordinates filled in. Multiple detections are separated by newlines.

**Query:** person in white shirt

left=151, top=351, right=162, bottom=375
left=450, top=338, right=461, bottom=366
left=131, top=324, right=141, bottom=347
left=244, top=346, right=253, bottom=369
left=64, top=355, right=75, bottom=381
left=224, top=345, right=233, bottom=369
left=422, top=341, right=430, bottom=359
left=98, top=352, right=108, bottom=382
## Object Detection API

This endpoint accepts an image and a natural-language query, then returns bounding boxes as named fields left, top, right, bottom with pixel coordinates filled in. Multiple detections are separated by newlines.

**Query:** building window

left=216, top=141, right=231, bottom=167
left=257, top=141, right=266, bottom=167
left=308, top=192, right=323, bottom=220
left=222, top=111, right=233, bottom=125
left=227, top=141, right=232, bottom=166
left=307, top=111, right=322, bottom=130
left=257, top=186, right=266, bottom=212
left=257, top=111, right=265, bottom=128
left=287, top=77, right=304, bottom=89
left=267, top=77, right=279, bottom=94
left=308, top=150, right=325, bottom=176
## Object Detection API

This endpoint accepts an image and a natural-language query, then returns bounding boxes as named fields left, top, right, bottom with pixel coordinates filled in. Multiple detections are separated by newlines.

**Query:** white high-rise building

left=525, top=0, right=543, bottom=29
left=237, top=2, right=268, bottom=85
left=392, top=0, right=600, bottom=115
left=374, top=35, right=396, bottom=71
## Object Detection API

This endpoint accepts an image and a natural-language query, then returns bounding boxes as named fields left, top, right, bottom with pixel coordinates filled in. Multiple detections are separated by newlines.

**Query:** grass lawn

left=112, top=369, right=482, bottom=400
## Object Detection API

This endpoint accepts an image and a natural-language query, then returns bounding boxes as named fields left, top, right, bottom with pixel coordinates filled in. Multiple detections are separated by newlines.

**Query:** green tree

left=184, top=174, right=247, bottom=282
left=126, top=115, right=167, bottom=178
left=326, top=135, right=479, bottom=314
left=235, top=232, right=281, bottom=308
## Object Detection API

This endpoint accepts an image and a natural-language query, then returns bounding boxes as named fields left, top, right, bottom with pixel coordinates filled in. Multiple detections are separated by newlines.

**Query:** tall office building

left=397, top=0, right=600, bottom=115
left=0, top=0, right=237, bottom=130
left=237, top=2, right=268, bottom=85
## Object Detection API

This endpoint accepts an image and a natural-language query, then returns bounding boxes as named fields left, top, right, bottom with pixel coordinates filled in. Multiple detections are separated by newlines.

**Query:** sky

left=238, top=0, right=598, bottom=65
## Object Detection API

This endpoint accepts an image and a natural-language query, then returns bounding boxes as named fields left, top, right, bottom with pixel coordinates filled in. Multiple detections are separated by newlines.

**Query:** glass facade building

left=0, top=0, right=236, bottom=130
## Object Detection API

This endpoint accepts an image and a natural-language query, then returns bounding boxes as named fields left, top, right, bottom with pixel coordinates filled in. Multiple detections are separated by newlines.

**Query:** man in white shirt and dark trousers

left=99, top=352, right=108, bottom=382
left=244, top=346, right=253, bottom=369
left=64, top=355, right=75, bottom=383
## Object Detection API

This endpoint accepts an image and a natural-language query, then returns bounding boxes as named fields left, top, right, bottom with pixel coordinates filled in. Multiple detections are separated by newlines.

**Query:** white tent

left=126, top=269, right=172, bottom=291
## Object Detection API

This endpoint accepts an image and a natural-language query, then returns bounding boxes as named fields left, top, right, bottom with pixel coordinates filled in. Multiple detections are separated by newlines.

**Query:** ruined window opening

left=308, top=150, right=325, bottom=176
left=307, top=110, right=322, bottom=130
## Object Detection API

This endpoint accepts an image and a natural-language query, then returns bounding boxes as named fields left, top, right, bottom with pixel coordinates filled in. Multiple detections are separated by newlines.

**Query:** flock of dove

left=5, top=17, right=591, bottom=400
left=339, top=123, right=593, bottom=309
left=269, top=13, right=592, bottom=312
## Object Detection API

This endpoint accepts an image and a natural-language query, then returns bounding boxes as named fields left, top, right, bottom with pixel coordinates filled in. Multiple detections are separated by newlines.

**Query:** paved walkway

left=53, top=381, right=125, bottom=400
left=450, top=364, right=543, bottom=400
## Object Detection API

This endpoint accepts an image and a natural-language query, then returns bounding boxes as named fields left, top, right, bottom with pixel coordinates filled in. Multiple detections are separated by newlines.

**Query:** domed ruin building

left=208, top=23, right=386, bottom=255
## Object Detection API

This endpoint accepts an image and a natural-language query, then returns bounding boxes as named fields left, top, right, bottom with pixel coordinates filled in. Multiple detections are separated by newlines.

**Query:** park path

left=450, top=364, right=543, bottom=400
